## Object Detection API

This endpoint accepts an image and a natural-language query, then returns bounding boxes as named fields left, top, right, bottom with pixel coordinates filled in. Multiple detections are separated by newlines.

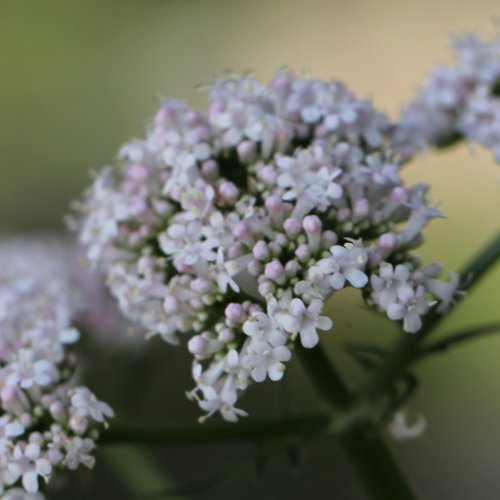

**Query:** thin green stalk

left=413, top=322, right=500, bottom=362
left=101, top=413, right=331, bottom=446
left=357, top=231, right=500, bottom=406
left=296, top=344, right=417, bottom=500
left=295, top=343, right=351, bottom=410
left=340, top=422, right=416, bottom=500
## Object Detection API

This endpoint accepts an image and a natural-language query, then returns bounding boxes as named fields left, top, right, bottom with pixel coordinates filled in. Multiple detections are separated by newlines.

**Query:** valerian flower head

left=394, top=33, right=500, bottom=161
left=74, top=68, right=465, bottom=422
left=0, top=237, right=114, bottom=497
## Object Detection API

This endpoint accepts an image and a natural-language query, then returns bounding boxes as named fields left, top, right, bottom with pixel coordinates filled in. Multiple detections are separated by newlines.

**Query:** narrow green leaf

left=413, top=323, right=500, bottom=362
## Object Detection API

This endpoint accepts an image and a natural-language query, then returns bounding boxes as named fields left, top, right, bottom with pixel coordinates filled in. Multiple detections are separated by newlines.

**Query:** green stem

left=357, top=230, right=500, bottom=406
left=340, top=422, right=416, bottom=500
left=296, top=344, right=417, bottom=500
left=295, top=343, right=351, bottom=410
left=101, top=413, right=331, bottom=446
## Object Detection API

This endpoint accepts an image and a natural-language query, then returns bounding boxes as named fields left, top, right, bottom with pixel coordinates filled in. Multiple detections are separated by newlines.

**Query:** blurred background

left=1, top=0, right=499, bottom=498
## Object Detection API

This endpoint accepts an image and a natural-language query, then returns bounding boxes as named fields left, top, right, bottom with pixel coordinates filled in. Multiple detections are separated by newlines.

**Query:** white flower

left=326, top=243, right=369, bottom=290
left=387, top=285, right=431, bottom=333
left=77, top=168, right=130, bottom=264
left=62, top=436, right=96, bottom=470
left=214, top=248, right=241, bottom=293
left=7, top=444, right=52, bottom=494
left=371, top=263, right=412, bottom=311
left=268, top=292, right=332, bottom=348
left=159, top=221, right=218, bottom=269
left=423, top=271, right=463, bottom=313
left=243, top=311, right=287, bottom=347
left=6, top=352, right=59, bottom=390
left=244, top=341, right=291, bottom=382
left=388, top=411, right=426, bottom=441
left=70, top=387, right=115, bottom=423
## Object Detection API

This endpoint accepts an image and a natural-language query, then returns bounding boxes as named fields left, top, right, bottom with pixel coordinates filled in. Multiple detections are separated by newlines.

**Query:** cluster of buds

left=395, top=34, right=500, bottom=160
left=0, top=238, right=113, bottom=497
left=75, top=64, right=467, bottom=422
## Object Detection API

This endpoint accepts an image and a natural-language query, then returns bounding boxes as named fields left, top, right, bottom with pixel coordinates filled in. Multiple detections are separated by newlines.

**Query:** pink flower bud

left=201, top=160, right=219, bottom=180
left=295, top=244, right=311, bottom=262
left=378, top=233, right=397, bottom=251
left=164, top=295, right=180, bottom=314
left=237, top=141, right=257, bottom=162
left=268, top=242, right=282, bottom=257
left=354, top=199, right=369, bottom=217
left=225, top=303, right=245, bottom=323
left=1, top=387, right=26, bottom=414
left=253, top=241, right=270, bottom=261
left=336, top=207, right=350, bottom=221
left=28, top=432, right=43, bottom=444
left=190, top=298, right=204, bottom=309
left=265, top=261, right=286, bottom=283
left=20, top=413, right=32, bottom=428
left=195, top=125, right=210, bottom=142
left=315, top=123, right=328, bottom=137
left=70, top=416, right=88, bottom=435
left=284, top=218, right=302, bottom=238
left=258, top=280, right=276, bottom=296
left=218, top=328, right=234, bottom=343
left=275, top=233, right=288, bottom=246
left=191, top=277, right=212, bottom=294
left=188, top=335, right=208, bottom=355
left=170, top=185, right=182, bottom=202
left=155, top=104, right=175, bottom=125
left=271, top=72, right=290, bottom=92
left=50, top=401, right=66, bottom=421
left=185, top=110, right=203, bottom=126
left=228, top=242, right=244, bottom=259
left=247, top=259, right=263, bottom=276
left=303, top=215, right=322, bottom=253
left=152, top=199, right=170, bottom=215
left=126, top=163, right=148, bottom=180
left=248, top=304, right=262, bottom=315
left=391, top=187, right=407, bottom=203
left=1, top=386, right=16, bottom=404
left=265, top=195, right=282, bottom=214
left=285, top=260, right=299, bottom=277
left=219, top=181, right=239, bottom=204
left=258, top=165, right=277, bottom=186
left=232, top=222, right=253, bottom=245
left=321, top=230, right=338, bottom=247
left=48, top=448, right=64, bottom=465
left=303, top=215, right=322, bottom=234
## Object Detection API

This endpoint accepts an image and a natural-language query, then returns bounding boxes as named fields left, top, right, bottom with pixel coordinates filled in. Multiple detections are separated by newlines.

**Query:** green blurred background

left=1, top=0, right=500, bottom=499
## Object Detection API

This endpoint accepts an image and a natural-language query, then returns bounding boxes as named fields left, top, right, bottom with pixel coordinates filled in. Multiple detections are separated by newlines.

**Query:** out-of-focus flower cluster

left=75, top=67, right=464, bottom=422
left=394, top=34, right=500, bottom=160
left=0, top=237, right=114, bottom=497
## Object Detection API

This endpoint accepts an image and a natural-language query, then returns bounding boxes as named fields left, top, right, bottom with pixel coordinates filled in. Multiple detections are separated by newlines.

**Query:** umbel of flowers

left=394, top=34, right=500, bottom=159
left=74, top=36, right=499, bottom=422
left=0, top=240, right=113, bottom=497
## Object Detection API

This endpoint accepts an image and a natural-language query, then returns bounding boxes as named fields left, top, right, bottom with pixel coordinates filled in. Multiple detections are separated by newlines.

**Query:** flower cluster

left=394, top=34, right=500, bottom=160
left=0, top=238, right=114, bottom=497
left=0, top=236, right=136, bottom=350
left=75, top=69, right=463, bottom=422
